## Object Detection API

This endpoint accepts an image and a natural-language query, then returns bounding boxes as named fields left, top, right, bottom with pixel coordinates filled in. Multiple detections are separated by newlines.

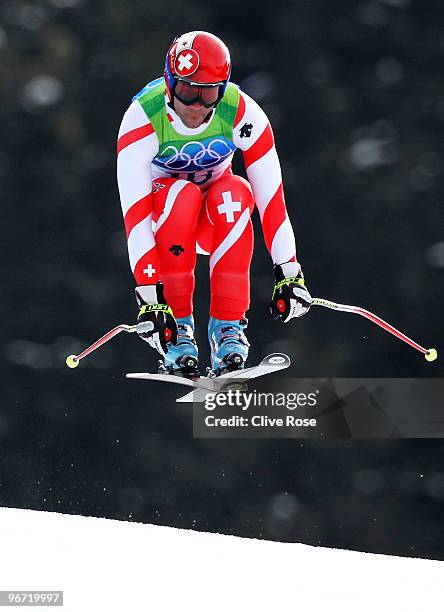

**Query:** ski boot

left=159, top=315, right=199, bottom=376
left=208, top=316, right=250, bottom=375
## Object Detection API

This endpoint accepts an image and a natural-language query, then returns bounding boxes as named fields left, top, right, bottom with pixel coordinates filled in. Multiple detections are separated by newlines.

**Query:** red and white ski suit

left=117, top=88, right=299, bottom=320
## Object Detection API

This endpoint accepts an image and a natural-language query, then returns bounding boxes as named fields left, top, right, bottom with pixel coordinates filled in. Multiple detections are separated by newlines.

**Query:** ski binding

left=126, top=353, right=290, bottom=402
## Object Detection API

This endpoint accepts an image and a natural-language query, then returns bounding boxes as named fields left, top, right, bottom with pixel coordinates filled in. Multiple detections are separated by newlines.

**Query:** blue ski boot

left=208, top=316, right=250, bottom=374
left=162, top=315, right=199, bottom=375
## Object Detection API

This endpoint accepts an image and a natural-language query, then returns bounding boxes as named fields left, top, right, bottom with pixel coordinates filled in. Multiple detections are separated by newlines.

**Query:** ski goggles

left=173, top=79, right=222, bottom=109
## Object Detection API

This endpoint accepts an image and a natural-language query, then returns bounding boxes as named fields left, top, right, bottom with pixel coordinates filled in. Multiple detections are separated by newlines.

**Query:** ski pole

left=311, top=297, right=438, bottom=362
left=65, top=323, right=151, bottom=368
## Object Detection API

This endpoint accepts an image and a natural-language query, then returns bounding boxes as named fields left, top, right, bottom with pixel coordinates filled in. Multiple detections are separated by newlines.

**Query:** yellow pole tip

left=66, top=355, right=80, bottom=369
left=425, top=348, right=438, bottom=362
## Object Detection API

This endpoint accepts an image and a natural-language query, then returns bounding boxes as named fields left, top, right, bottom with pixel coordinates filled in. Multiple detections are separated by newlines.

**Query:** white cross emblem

left=143, top=264, right=156, bottom=278
left=217, top=191, right=242, bottom=223
left=177, top=52, right=193, bottom=72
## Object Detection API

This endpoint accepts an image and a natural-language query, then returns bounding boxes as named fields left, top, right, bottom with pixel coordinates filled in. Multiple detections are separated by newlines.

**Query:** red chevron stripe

left=261, top=183, right=286, bottom=252
left=234, top=93, right=246, bottom=128
left=117, top=123, right=155, bottom=154
left=243, top=123, right=274, bottom=169
left=124, top=194, right=152, bottom=238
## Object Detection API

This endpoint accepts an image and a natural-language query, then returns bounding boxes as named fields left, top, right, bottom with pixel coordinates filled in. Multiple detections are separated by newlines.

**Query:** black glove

left=135, top=283, right=178, bottom=356
left=270, top=263, right=312, bottom=322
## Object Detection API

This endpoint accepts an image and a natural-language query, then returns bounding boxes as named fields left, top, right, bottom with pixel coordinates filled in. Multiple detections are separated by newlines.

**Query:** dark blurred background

left=2, top=0, right=444, bottom=559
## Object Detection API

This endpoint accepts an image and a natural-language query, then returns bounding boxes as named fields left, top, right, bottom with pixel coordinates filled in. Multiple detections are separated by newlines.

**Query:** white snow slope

left=0, top=508, right=442, bottom=611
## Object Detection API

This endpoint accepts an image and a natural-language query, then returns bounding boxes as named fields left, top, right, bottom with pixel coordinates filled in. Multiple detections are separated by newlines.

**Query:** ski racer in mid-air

left=117, top=30, right=312, bottom=374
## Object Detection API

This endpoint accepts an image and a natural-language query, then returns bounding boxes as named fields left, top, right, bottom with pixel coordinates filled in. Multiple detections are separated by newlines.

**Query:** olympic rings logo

left=158, top=139, right=235, bottom=170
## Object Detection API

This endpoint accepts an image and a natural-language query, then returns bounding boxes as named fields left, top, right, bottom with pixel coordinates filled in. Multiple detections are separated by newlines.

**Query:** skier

left=117, top=31, right=312, bottom=374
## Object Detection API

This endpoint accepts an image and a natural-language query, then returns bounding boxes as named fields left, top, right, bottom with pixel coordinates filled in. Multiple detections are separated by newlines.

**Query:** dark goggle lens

left=174, top=80, right=220, bottom=107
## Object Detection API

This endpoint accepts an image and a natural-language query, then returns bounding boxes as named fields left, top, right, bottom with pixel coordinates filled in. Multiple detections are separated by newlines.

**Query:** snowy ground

left=0, top=508, right=442, bottom=611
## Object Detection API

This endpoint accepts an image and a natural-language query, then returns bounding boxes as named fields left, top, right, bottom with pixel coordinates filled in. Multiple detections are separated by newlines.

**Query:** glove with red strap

left=135, top=283, right=178, bottom=356
left=270, top=262, right=312, bottom=322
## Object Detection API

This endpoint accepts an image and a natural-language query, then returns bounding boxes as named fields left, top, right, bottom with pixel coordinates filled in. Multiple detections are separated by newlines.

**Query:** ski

left=126, top=353, right=290, bottom=403
left=125, top=371, right=216, bottom=391
left=176, top=352, right=291, bottom=402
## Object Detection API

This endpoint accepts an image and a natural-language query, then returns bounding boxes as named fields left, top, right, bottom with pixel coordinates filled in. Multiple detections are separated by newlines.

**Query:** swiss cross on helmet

left=164, top=31, right=231, bottom=107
